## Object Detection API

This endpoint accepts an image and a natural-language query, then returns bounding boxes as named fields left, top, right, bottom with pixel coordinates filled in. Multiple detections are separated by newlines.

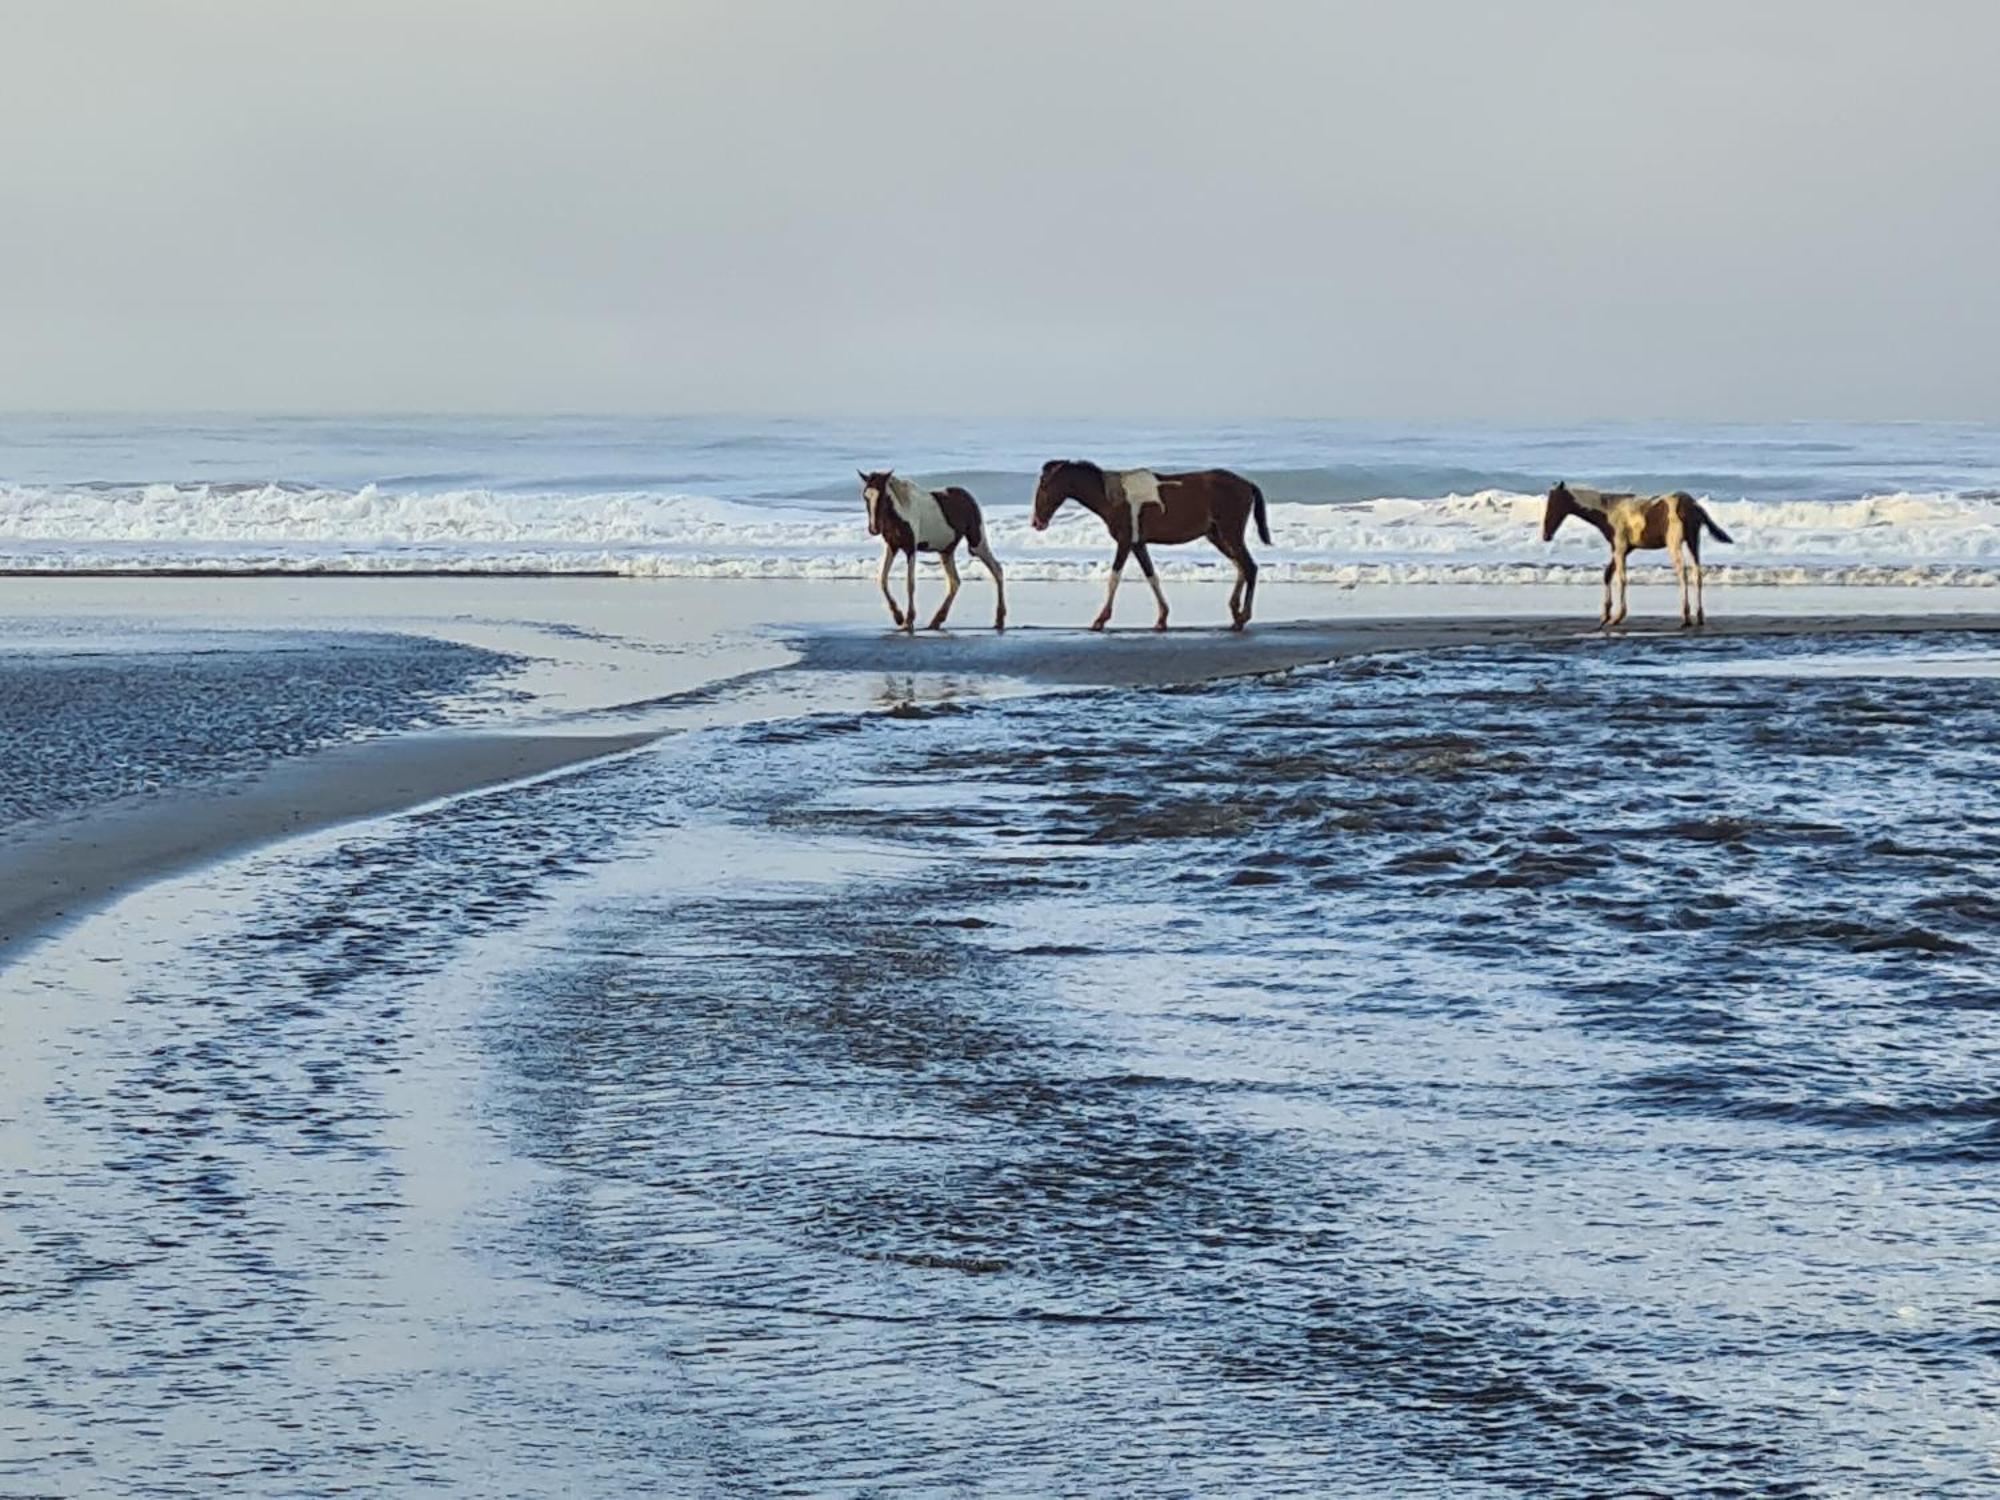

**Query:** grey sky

left=4, top=1, right=1996, bottom=419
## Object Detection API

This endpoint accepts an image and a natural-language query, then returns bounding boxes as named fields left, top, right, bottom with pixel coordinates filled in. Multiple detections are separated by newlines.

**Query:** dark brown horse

left=1030, top=460, right=1271, bottom=631
left=859, top=470, right=1006, bottom=632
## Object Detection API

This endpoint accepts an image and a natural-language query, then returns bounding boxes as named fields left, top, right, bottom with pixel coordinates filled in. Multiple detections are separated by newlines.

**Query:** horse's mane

left=886, top=473, right=929, bottom=509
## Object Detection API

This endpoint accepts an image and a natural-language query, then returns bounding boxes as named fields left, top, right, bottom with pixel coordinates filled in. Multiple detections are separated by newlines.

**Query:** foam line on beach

left=9, top=483, right=2000, bottom=584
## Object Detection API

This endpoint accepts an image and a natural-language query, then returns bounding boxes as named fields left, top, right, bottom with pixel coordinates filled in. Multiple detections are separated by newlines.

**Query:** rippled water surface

left=4, top=631, right=1997, bottom=1495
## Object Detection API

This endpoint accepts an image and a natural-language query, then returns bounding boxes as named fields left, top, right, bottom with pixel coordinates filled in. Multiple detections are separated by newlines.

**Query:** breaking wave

left=5, top=481, right=2000, bottom=585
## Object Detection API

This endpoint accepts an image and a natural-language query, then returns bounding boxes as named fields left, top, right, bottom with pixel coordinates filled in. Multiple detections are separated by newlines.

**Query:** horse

left=1542, top=481, right=1733, bottom=627
left=1029, top=460, right=1271, bottom=631
left=859, top=470, right=1006, bottom=632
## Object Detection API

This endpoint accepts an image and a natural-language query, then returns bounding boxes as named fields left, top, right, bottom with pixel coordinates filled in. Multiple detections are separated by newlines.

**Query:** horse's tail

left=1250, top=481, right=1272, bottom=546
left=1697, top=503, right=1732, bottom=544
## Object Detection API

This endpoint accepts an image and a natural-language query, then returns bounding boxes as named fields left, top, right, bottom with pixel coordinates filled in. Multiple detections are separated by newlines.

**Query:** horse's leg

left=975, top=540, right=1007, bottom=631
left=1672, top=538, right=1692, bottom=628
left=1600, top=557, right=1615, bottom=625
left=1233, top=533, right=1260, bottom=631
left=1688, top=531, right=1706, bottom=625
left=1610, top=541, right=1630, bottom=626
left=1207, top=528, right=1244, bottom=619
left=1091, top=542, right=1131, bottom=631
left=928, top=547, right=961, bottom=630
left=904, top=550, right=918, bottom=634
left=1132, top=542, right=1169, bottom=630
left=878, top=544, right=904, bottom=627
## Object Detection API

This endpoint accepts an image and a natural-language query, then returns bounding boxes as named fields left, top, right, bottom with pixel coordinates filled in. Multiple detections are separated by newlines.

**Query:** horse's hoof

left=1230, top=620, right=1247, bottom=634
left=1153, top=619, right=1169, bottom=633
left=994, top=619, right=1006, bottom=633
left=1089, top=618, right=1109, bottom=633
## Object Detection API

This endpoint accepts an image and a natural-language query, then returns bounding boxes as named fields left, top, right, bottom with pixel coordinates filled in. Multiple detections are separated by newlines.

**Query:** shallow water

left=3, top=631, right=1997, bottom=1494
left=0, top=627, right=522, bottom=826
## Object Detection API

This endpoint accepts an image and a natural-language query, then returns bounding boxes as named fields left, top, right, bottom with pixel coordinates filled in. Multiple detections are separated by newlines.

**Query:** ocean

left=3, top=416, right=1998, bottom=1494
left=5, top=414, right=2000, bottom=585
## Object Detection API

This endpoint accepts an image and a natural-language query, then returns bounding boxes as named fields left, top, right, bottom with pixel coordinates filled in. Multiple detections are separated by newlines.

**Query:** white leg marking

left=1093, top=545, right=1130, bottom=630
left=977, top=542, right=1007, bottom=629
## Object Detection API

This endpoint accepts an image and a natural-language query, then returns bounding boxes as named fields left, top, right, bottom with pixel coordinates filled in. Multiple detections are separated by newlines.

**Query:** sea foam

left=4, top=482, right=1999, bottom=584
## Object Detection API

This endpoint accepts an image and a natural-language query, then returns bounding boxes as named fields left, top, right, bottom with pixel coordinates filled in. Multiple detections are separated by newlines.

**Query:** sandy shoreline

left=7, top=576, right=2000, bottom=958
left=795, top=611, right=2000, bottom=687
left=0, top=729, right=651, bottom=955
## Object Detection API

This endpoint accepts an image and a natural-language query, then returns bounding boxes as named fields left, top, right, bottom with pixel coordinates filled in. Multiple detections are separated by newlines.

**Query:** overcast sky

left=4, top=1, right=1996, bottom=420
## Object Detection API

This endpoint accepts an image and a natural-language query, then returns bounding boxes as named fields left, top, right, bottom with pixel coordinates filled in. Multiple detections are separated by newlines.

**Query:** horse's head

left=859, top=469, right=895, bottom=536
left=1542, top=481, right=1577, bottom=542
left=1031, top=458, right=1099, bottom=531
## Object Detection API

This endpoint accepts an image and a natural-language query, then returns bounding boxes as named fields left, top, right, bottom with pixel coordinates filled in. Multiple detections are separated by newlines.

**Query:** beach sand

left=7, top=572, right=2000, bottom=1494
left=797, top=608, right=2000, bottom=686
left=5, top=574, right=1999, bottom=954
left=0, top=729, right=651, bottom=953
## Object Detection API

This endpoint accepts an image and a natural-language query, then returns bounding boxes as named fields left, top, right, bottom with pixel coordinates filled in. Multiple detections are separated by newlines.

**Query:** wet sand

left=6, top=582, right=2000, bottom=1492
left=796, top=611, right=2000, bottom=687
left=7, top=575, right=2000, bottom=957
left=0, top=730, right=650, bottom=954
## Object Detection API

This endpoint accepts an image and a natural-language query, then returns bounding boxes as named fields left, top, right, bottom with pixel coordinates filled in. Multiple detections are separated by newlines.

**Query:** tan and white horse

left=1030, top=460, right=1271, bottom=631
left=859, top=470, right=1006, bottom=632
left=1542, top=481, right=1732, bottom=627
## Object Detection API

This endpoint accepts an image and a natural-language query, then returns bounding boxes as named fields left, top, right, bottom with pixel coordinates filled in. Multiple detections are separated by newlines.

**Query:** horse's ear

left=858, top=470, right=868, bottom=482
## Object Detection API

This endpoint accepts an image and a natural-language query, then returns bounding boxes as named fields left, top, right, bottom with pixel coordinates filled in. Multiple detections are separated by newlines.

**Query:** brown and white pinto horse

left=859, top=470, right=1006, bottom=632
left=1030, top=460, right=1271, bottom=631
left=1543, top=482, right=1733, bottom=627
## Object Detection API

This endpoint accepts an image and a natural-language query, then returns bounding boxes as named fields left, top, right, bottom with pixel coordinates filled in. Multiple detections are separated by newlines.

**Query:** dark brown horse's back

left=1156, top=468, right=1268, bottom=545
